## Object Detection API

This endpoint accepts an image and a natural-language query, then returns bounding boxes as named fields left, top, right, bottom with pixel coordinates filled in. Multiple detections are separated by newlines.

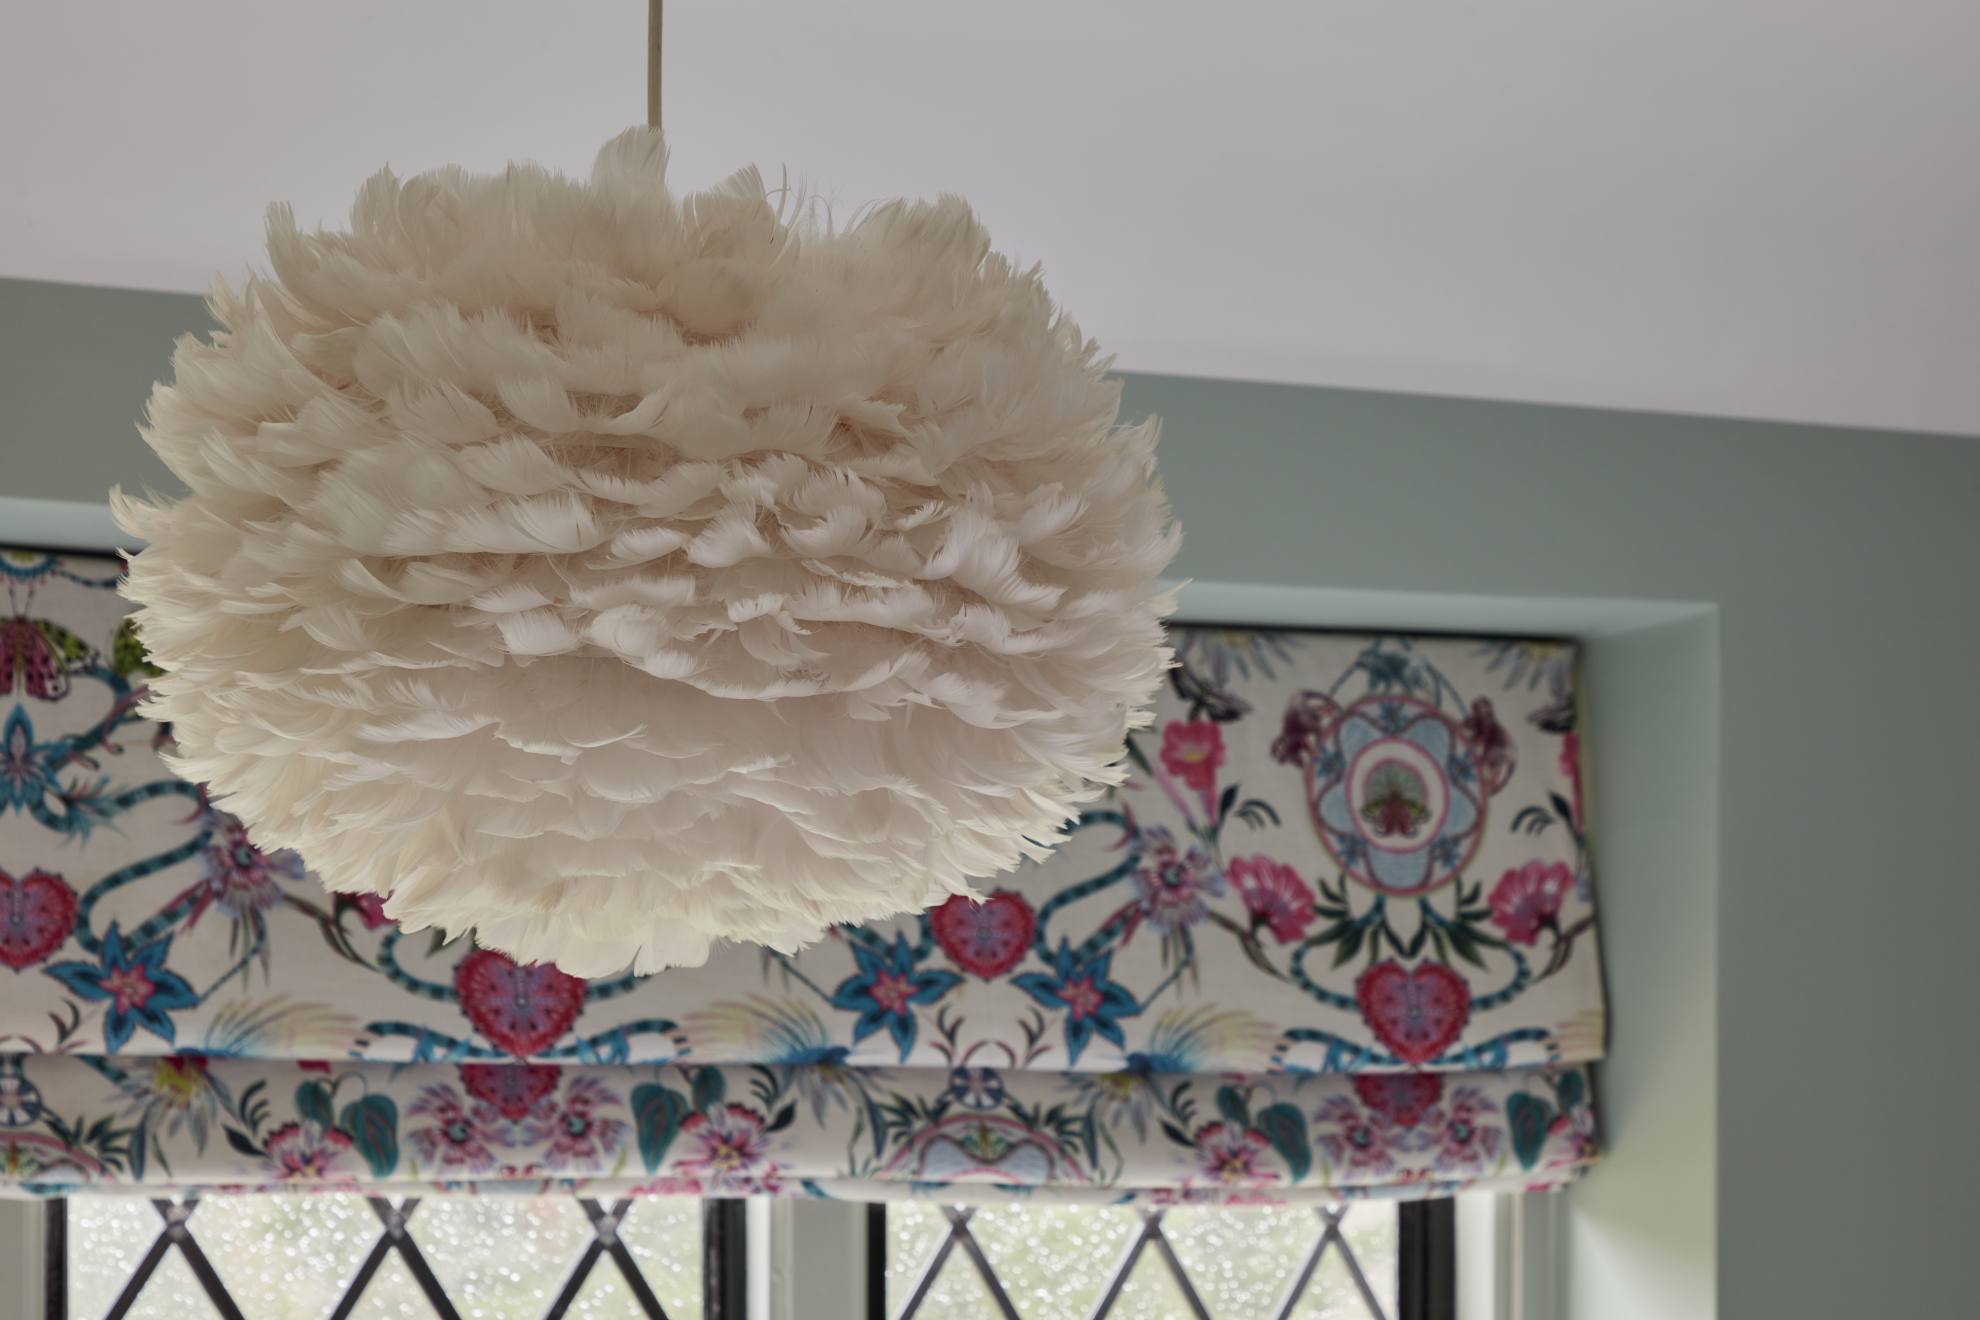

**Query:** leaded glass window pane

left=58, top=1194, right=710, bottom=1319
left=884, top=1203, right=1403, bottom=1320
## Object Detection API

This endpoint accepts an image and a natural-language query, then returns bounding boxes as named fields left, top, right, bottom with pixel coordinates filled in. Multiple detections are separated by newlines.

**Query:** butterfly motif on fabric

left=0, top=615, right=94, bottom=702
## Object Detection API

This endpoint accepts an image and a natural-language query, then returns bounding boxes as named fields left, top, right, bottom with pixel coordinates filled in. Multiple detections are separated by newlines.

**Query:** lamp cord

left=647, top=0, right=663, bottom=131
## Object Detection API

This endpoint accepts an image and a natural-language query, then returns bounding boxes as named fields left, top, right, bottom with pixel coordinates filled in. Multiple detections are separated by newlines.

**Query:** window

left=45, top=1195, right=745, bottom=1319
left=45, top=1194, right=1455, bottom=1319
left=875, top=1199, right=1453, bottom=1320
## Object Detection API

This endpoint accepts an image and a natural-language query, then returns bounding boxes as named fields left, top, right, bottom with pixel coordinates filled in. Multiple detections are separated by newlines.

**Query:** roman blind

left=0, top=546, right=1602, bottom=1204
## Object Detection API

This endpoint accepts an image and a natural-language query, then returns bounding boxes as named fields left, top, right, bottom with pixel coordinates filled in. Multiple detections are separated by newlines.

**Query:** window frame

left=21, top=1191, right=1554, bottom=1320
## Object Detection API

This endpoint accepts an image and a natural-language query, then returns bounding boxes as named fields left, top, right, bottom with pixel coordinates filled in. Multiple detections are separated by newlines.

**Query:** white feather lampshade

left=114, top=130, right=1179, bottom=976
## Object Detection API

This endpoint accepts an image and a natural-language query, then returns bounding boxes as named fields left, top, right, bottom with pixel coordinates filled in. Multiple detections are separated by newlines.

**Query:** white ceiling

left=5, top=1, right=1977, bottom=434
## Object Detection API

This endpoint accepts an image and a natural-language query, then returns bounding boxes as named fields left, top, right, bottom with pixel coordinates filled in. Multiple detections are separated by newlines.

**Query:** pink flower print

left=1315, top=1095, right=1400, bottom=1178
left=1160, top=719, right=1226, bottom=797
left=408, top=1085, right=496, bottom=1173
left=1487, top=861, right=1574, bottom=946
left=1227, top=856, right=1316, bottom=944
left=1431, top=1086, right=1505, bottom=1174
left=679, top=1103, right=779, bottom=1193
left=529, top=1075, right=626, bottom=1171
left=1191, top=1121, right=1273, bottom=1188
left=263, top=1120, right=356, bottom=1182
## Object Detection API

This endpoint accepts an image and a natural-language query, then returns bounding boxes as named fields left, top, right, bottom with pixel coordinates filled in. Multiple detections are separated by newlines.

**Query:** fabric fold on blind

left=0, top=548, right=1606, bottom=1204
left=0, top=1056, right=1596, bottom=1201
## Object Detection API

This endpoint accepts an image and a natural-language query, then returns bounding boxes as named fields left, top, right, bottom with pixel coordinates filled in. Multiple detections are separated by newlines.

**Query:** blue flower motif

left=1012, top=941, right=1142, bottom=1065
left=1376, top=700, right=1410, bottom=734
left=946, top=1066, right=1006, bottom=1111
left=1356, top=650, right=1412, bottom=692
left=828, top=933, right=961, bottom=1061
left=0, top=708, right=59, bottom=813
left=45, top=923, right=198, bottom=1052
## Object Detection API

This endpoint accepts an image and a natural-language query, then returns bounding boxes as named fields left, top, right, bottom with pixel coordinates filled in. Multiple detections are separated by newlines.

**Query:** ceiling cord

left=647, top=0, right=663, bottom=131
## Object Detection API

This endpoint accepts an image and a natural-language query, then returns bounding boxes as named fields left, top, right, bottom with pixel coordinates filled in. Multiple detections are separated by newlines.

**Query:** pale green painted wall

left=4, top=275, right=1977, bottom=1318
left=1126, top=368, right=1975, bottom=1319
left=0, top=278, right=189, bottom=503
left=1571, top=614, right=1718, bottom=1320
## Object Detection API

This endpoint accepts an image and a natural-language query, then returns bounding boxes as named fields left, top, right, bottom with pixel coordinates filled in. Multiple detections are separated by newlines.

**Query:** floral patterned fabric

left=0, top=547, right=1605, bottom=1201
left=0, top=1055, right=1596, bottom=1202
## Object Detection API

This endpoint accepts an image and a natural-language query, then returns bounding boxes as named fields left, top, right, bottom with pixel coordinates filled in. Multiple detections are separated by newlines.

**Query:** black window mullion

left=703, top=1198, right=748, bottom=1320
left=43, top=1200, right=67, bottom=1320
left=865, top=1202, right=887, bottom=1318
left=1398, top=1198, right=1456, bottom=1320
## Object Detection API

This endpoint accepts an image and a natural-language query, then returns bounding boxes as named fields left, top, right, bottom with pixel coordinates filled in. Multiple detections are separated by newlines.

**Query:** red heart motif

left=453, top=949, right=587, bottom=1057
left=0, top=869, right=78, bottom=971
left=930, top=890, right=1037, bottom=979
left=1352, top=1072, right=1447, bottom=1128
left=460, top=1062, right=563, bottom=1121
left=1355, top=960, right=1471, bottom=1066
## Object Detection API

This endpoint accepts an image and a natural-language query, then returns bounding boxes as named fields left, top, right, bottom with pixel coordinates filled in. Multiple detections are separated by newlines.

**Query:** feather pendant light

left=113, top=3, right=1179, bottom=975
